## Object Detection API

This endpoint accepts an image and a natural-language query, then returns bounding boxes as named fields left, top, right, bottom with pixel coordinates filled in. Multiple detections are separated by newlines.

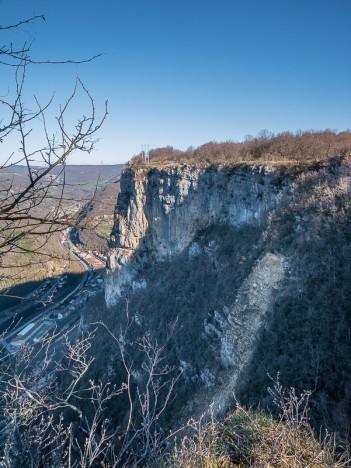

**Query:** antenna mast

left=141, top=144, right=150, bottom=164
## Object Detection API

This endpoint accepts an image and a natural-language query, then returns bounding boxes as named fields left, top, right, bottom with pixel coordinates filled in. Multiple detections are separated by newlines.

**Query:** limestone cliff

left=103, top=158, right=351, bottom=429
left=106, top=163, right=291, bottom=306
left=104, top=162, right=299, bottom=420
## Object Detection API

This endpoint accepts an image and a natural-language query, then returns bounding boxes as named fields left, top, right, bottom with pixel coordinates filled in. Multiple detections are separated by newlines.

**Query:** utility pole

left=141, top=144, right=150, bottom=164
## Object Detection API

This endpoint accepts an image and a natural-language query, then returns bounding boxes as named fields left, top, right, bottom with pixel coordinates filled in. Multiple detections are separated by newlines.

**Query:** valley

left=2, top=135, right=351, bottom=466
left=0, top=229, right=104, bottom=352
left=2, top=3, right=351, bottom=464
left=0, top=163, right=121, bottom=360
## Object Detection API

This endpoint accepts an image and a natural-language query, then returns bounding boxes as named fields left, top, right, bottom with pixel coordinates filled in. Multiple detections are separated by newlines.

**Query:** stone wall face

left=105, top=164, right=289, bottom=306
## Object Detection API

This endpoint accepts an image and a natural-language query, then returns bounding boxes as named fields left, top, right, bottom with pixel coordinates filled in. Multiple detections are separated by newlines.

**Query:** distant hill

left=52, top=164, right=123, bottom=187
left=1, top=164, right=124, bottom=189
left=74, top=173, right=121, bottom=254
left=0, top=163, right=124, bottom=290
left=0, top=164, right=124, bottom=207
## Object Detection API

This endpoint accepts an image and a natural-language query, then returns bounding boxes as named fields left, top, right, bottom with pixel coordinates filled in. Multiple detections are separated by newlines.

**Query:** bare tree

left=0, top=318, right=179, bottom=466
left=0, top=15, right=107, bottom=292
left=0, top=17, right=180, bottom=466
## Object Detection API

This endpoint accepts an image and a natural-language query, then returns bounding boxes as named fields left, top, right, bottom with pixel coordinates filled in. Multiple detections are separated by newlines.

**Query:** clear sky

left=1, top=0, right=351, bottom=164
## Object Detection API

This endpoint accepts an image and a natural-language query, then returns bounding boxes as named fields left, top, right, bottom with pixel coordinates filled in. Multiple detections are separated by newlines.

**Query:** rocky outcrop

left=105, top=163, right=292, bottom=306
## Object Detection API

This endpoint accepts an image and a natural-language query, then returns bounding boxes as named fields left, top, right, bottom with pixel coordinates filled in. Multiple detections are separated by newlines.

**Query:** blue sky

left=1, top=0, right=351, bottom=164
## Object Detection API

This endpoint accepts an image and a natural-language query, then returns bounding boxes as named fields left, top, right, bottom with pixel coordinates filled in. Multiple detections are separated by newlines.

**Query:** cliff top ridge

left=128, top=129, right=351, bottom=170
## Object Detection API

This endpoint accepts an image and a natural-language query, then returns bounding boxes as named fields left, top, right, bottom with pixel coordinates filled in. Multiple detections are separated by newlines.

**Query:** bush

left=167, top=384, right=349, bottom=467
left=129, top=130, right=351, bottom=168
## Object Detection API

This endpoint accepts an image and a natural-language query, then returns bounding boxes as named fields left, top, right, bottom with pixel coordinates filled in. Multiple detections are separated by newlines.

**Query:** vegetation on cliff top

left=129, top=129, right=351, bottom=168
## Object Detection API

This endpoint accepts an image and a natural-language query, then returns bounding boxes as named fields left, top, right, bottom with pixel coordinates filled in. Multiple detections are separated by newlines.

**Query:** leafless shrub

left=0, top=315, right=180, bottom=467
left=167, top=381, right=349, bottom=467
left=129, top=130, right=351, bottom=169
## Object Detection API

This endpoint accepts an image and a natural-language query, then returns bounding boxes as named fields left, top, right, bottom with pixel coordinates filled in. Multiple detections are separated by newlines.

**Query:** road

left=0, top=237, right=91, bottom=336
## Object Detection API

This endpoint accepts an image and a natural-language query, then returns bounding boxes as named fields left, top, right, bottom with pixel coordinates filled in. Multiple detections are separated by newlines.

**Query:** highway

left=0, top=236, right=92, bottom=337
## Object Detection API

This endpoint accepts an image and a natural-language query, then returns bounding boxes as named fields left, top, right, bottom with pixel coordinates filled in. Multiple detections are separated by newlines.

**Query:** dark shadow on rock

left=0, top=272, right=86, bottom=335
left=235, top=162, right=351, bottom=439
left=94, top=221, right=266, bottom=430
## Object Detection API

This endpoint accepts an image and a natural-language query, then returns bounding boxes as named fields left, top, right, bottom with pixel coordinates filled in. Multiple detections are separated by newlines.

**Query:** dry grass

left=167, top=384, right=349, bottom=467
left=0, top=231, right=82, bottom=291
left=169, top=408, right=348, bottom=467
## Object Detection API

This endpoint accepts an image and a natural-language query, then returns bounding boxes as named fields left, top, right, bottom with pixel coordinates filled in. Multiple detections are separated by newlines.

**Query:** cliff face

left=106, top=164, right=289, bottom=306
left=103, top=158, right=351, bottom=432
left=104, top=162, right=296, bottom=419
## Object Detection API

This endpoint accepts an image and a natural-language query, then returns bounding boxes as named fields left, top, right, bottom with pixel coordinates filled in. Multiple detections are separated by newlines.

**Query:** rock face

left=100, top=157, right=351, bottom=434
left=106, top=164, right=289, bottom=306
left=212, top=252, right=285, bottom=411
